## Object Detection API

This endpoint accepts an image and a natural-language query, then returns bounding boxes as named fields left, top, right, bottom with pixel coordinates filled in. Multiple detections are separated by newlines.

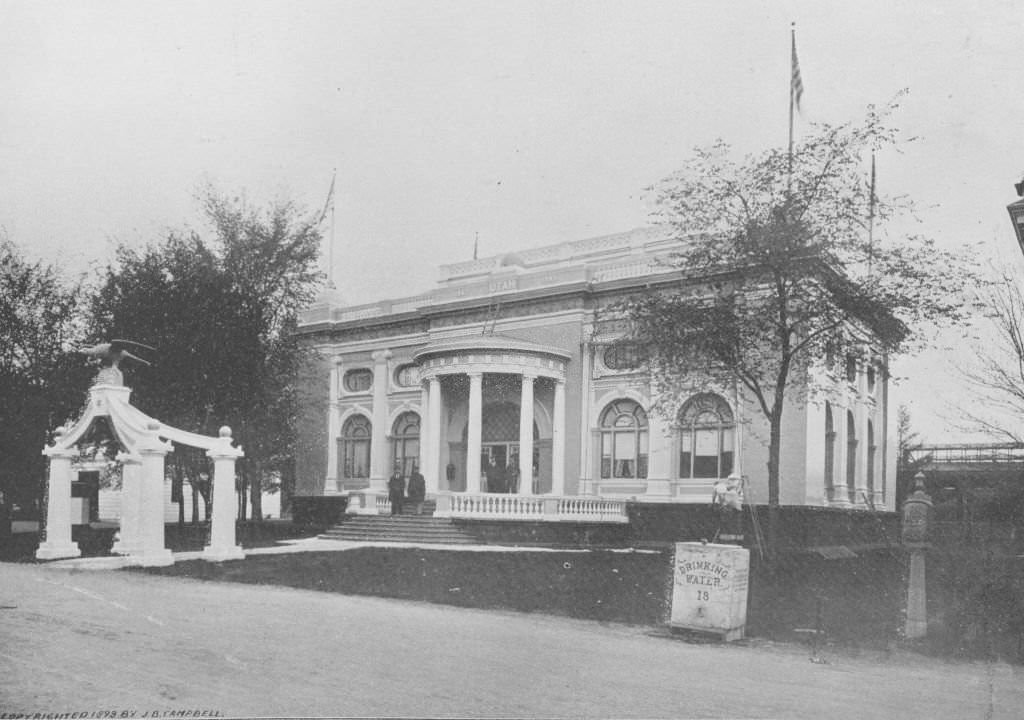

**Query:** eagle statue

left=79, top=339, right=155, bottom=385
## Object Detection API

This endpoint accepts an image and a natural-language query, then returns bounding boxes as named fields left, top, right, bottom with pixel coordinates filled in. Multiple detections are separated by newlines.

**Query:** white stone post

left=36, top=434, right=81, bottom=560
left=466, top=372, right=483, bottom=493
left=203, top=426, right=245, bottom=562
left=368, top=349, right=392, bottom=491
left=518, top=373, right=535, bottom=495
left=135, top=422, right=173, bottom=567
left=419, top=383, right=432, bottom=491
left=111, top=451, right=142, bottom=556
left=551, top=379, right=566, bottom=496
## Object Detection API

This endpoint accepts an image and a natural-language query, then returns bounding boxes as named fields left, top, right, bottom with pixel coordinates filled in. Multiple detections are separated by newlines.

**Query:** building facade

left=294, top=227, right=897, bottom=519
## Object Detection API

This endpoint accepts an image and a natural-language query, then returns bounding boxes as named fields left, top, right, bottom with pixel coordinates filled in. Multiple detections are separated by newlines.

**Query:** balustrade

left=435, top=493, right=628, bottom=523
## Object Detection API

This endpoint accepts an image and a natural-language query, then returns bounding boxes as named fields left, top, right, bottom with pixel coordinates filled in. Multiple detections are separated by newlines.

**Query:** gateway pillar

left=36, top=433, right=81, bottom=561
left=203, top=426, right=245, bottom=562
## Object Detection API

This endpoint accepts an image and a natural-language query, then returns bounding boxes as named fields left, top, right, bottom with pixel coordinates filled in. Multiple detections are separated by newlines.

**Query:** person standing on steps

left=388, top=466, right=405, bottom=515
left=407, top=464, right=426, bottom=515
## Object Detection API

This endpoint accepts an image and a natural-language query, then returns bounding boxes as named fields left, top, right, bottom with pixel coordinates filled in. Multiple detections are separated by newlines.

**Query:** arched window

left=678, top=393, right=734, bottom=479
left=824, top=403, right=835, bottom=491
left=599, top=399, right=649, bottom=480
left=340, top=415, right=371, bottom=481
left=846, top=410, right=857, bottom=492
left=391, top=412, right=420, bottom=479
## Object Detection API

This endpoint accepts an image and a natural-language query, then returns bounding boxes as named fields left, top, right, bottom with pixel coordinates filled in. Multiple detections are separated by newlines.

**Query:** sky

left=2, top=0, right=1023, bottom=442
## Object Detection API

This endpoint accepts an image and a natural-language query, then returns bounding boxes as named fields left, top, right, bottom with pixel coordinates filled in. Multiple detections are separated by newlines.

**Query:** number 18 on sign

left=670, top=542, right=750, bottom=642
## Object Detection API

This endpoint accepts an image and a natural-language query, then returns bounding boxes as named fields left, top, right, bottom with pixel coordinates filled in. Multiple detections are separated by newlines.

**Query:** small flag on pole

left=790, top=29, right=804, bottom=115
left=318, top=172, right=336, bottom=225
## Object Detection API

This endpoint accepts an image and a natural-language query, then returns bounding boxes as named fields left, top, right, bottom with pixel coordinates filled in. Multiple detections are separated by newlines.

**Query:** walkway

left=2, top=561, right=1021, bottom=718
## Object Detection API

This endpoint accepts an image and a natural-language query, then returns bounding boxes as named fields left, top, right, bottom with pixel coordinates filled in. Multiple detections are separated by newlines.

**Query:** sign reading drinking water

left=670, top=542, right=750, bottom=641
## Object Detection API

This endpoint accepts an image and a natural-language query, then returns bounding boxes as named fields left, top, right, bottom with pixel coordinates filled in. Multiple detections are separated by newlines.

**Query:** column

left=136, top=422, right=173, bottom=567
left=203, top=426, right=245, bottom=562
left=36, top=436, right=81, bottom=560
left=111, top=452, right=142, bottom=556
left=466, top=372, right=483, bottom=493
left=368, top=349, right=392, bottom=491
left=427, top=376, right=444, bottom=492
left=325, top=357, right=342, bottom=494
left=518, top=373, right=535, bottom=495
left=419, top=383, right=431, bottom=490
left=551, top=378, right=566, bottom=496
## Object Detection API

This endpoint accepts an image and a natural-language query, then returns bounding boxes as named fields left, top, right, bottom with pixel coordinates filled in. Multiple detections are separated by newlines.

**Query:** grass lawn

left=141, top=547, right=675, bottom=626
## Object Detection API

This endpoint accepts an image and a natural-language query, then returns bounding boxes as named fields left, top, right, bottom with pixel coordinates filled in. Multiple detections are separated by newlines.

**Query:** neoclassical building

left=294, top=227, right=897, bottom=520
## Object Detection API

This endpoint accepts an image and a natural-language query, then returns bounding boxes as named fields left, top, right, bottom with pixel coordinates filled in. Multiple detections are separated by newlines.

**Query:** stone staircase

left=318, top=500, right=480, bottom=545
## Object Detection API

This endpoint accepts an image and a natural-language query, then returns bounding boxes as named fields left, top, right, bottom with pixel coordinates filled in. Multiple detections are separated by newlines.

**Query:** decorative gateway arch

left=36, top=369, right=244, bottom=566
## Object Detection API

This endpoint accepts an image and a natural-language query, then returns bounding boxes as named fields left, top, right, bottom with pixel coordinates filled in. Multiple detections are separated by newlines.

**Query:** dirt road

left=1, top=562, right=1020, bottom=719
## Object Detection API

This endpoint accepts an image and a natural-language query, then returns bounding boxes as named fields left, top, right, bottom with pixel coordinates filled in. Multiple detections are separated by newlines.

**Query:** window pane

left=720, top=451, right=734, bottom=477
left=600, top=432, right=612, bottom=479
left=614, top=431, right=636, bottom=458
left=694, top=428, right=718, bottom=455
left=679, top=451, right=692, bottom=479
left=614, top=459, right=635, bottom=478
left=693, top=455, right=718, bottom=478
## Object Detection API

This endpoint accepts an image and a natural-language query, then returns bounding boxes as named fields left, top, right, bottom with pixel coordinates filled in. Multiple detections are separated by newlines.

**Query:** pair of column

left=458, top=372, right=565, bottom=495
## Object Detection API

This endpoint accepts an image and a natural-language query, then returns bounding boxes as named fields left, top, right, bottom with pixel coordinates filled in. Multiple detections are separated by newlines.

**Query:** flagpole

left=474, top=231, right=479, bottom=260
left=329, top=172, right=336, bottom=288
left=868, top=153, right=876, bottom=275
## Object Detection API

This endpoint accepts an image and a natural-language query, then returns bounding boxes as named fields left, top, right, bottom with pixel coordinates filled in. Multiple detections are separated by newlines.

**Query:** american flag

left=791, top=33, right=804, bottom=114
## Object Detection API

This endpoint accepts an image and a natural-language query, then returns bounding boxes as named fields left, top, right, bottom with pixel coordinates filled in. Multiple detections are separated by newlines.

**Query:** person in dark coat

left=388, top=467, right=405, bottom=515
left=407, top=464, right=426, bottom=515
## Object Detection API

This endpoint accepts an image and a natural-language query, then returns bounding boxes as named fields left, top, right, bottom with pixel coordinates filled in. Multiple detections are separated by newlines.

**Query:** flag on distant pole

left=318, top=170, right=337, bottom=287
left=787, top=22, right=805, bottom=194
left=791, top=27, right=804, bottom=116
left=318, top=172, right=336, bottom=226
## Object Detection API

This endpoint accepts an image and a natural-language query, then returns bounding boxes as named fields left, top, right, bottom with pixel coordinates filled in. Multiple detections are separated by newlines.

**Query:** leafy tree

left=0, top=238, right=92, bottom=515
left=618, top=103, right=978, bottom=523
left=89, top=189, right=323, bottom=522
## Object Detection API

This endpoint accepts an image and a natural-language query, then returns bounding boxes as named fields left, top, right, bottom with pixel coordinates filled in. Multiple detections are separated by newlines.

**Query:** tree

left=0, top=238, right=92, bottom=514
left=959, top=275, right=1024, bottom=442
left=89, top=188, right=323, bottom=522
left=618, top=102, right=978, bottom=518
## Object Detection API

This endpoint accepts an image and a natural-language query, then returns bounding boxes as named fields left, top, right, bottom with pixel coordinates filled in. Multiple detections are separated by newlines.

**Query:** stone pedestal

left=905, top=548, right=927, bottom=639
